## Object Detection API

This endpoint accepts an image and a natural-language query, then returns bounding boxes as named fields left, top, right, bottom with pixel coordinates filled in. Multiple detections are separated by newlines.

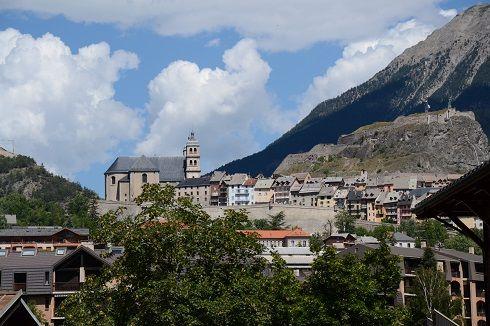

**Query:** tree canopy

left=61, top=184, right=405, bottom=326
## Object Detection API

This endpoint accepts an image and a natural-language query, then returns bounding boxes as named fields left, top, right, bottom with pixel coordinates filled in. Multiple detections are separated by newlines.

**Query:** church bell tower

left=184, top=132, right=201, bottom=179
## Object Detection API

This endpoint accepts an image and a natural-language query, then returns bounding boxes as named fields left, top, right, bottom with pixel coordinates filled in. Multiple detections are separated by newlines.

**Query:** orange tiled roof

left=241, top=228, right=310, bottom=239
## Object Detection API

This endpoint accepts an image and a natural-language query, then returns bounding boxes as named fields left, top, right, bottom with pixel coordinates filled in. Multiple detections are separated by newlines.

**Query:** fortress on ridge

left=104, top=132, right=201, bottom=202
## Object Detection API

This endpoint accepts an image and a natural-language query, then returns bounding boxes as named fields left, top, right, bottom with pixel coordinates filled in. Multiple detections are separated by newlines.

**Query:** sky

left=0, top=0, right=483, bottom=197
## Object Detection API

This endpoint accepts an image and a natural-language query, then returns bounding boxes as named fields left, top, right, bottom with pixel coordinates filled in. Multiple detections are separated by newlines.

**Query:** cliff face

left=274, top=109, right=489, bottom=176
left=218, top=5, right=490, bottom=176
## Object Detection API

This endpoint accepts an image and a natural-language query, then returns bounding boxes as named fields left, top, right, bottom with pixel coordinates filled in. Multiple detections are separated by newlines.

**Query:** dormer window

left=21, top=248, right=36, bottom=256
left=142, top=173, right=148, bottom=184
left=56, top=248, right=66, bottom=255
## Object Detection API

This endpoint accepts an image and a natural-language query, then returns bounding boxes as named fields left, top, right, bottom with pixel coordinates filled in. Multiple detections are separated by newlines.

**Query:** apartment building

left=297, top=178, right=323, bottom=206
left=317, top=186, right=336, bottom=208
left=226, top=174, right=250, bottom=206
left=209, top=171, right=226, bottom=206
left=0, top=227, right=90, bottom=252
left=175, top=175, right=212, bottom=206
left=273, top=176, right=296, bottom=204
left=254, top=179, right=275, bottom=204
left=343, top=244, right=486, bottom=326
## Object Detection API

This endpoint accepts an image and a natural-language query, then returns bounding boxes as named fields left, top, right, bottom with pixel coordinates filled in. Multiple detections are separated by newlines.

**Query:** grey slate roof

left=177, top=175, right=211, bottom=187
left=393, top=232, right=415, bottom=242
left=347, top=190, right=363, bottom=201
left=255, top=179, right=275, bottom=189
left=318, top=186, right=336, bottom=197
left=0, top=227, right=89, bottom=238
left=105, top=156, right=185, bottom=182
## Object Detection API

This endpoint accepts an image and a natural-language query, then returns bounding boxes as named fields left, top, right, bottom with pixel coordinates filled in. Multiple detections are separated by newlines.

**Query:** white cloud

left=136, top=39, right=292, bottom=170
left=0, top=28, right=142, bottom=175
left=0, top=0, right=448, bottom=51
left=298, top=19, right=434, bottom=118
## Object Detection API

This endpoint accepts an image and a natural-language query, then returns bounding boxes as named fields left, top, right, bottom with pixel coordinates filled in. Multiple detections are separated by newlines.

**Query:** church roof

left=105, top=156, right=185, bottom=182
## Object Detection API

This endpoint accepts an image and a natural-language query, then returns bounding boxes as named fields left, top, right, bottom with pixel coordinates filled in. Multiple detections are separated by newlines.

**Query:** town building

left=209, top=171, right=226, bottom=206
left=104, top=132, right=201, bottom=202
left=242, top=228, right=310, bottom=248
left=392, top=232, right=416, bottom=248
left=346, top=190, right=363, bottom=218
left=261, top=247, right=315, bottom=280
left=273, top=176, right=296, bottom=204
left=297, top=178, right=323, bottom=206
left=317, top=186, right=336, bottom=208
left=0, top=227, right=90, bottom=252
left=175, top=175, right=211, bottom=205
left=333, top=188, right=349, bottom=211
left=254, top=179, right=275, bottom=204
left=226, top=174, right=249, bottom=206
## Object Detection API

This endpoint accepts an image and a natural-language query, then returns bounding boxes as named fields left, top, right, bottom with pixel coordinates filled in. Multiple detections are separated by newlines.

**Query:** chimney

left=420, top=241, right=427, bottom=248
left=468, top=246, right=474, bottom=254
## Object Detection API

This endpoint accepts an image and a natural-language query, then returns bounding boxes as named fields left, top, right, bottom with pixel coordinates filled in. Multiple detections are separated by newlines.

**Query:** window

left=44, top=296, right=50, bottom=311
left=55, top=248, right=66, bottom=255
left=142, top=173, right=148, bottom=184
left=45, top=271, right=50, bottom=285
left=13, top=272, right=26, bottom=291
left=111, top=176, right=116, bottom=185
left=21, top=248, right=35, bottom=256
left=0, top=249, right=7, bottom=257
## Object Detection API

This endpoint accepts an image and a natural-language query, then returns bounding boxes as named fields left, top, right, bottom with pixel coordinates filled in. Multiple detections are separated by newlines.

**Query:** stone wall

left=97, top=200, right=338, bottom=233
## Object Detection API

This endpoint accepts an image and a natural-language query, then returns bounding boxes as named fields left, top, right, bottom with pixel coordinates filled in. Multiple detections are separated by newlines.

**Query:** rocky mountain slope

left=218, top=4, right=490, bottom=176
left=0, top=155, right=97, bottom=226
left=274, top=109, right=489, bottom=176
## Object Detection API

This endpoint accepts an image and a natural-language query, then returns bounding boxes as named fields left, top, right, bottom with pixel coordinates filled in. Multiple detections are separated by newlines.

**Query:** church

left=104, top=132, right=201, bottom=202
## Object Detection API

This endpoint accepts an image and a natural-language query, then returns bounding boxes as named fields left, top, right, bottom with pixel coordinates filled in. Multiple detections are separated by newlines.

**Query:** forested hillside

left=0, top=155, right=98, bottom=228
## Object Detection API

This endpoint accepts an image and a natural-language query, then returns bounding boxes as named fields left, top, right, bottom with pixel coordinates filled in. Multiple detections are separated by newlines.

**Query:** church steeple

left=183, top=132, right=201, bottom=179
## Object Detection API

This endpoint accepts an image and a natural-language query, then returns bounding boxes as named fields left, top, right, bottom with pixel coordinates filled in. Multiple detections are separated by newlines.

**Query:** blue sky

left=0, top=0, right=483, bottom=196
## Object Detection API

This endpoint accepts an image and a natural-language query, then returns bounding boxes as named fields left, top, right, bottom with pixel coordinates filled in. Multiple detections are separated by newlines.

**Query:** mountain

left=0, top=154, right=98, bottom=227
left=217, top=4, right=490, bottom=176
left=274, top=109, right=489, bottom=176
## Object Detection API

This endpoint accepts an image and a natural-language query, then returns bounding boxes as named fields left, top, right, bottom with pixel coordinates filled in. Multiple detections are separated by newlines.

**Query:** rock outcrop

left=274, top=109, right=489, bottom=176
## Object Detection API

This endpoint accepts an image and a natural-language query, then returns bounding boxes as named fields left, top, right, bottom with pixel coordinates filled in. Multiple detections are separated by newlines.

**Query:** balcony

left=13, top=283, right=26, bottom=291
left=54, top=281, right=81, bottom=292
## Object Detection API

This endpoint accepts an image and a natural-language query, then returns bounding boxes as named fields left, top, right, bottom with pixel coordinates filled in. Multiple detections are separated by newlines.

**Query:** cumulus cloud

left=298, top=19, right=434, bottom=118
left=1, top=0, right=448, bottom=51
left=136, top=39, right=292, bottom=170
left=439, top=9, right=457, bottom=19
left=0, top=28, right=142, bottom=175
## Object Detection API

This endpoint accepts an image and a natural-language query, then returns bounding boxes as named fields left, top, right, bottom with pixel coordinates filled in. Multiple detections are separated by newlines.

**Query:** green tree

left=398, top=219, right=418, bottom=238
left=334, top=210, right=355, bottom=233
left=406, top=247, right=460, bottom=325
left=267, top=211, right=288, bottom=230
left=294, top=246, right=403, bottom=325
left=371, top=224, right=395, bottom=242
left=418, top=220, right=448, bottom=247
left=0, top=215, right=7, bottom=229
left=60, top=184, right=300, bottom=326
left=444, top=233, right=482, bottom=255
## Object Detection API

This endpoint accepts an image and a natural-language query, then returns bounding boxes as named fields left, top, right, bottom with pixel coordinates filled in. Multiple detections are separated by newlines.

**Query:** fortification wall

left=97, top=200, right=337, bottom=233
